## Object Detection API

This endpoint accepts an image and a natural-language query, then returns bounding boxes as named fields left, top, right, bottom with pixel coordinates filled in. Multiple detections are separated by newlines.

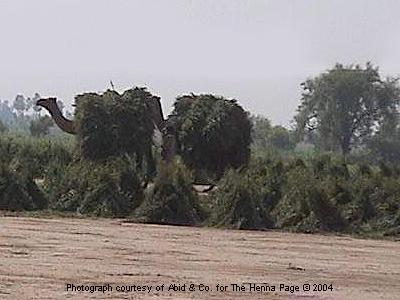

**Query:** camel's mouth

left=36, top=97, right=57, bottom=107
left=36, top=99, right=46, bottom=106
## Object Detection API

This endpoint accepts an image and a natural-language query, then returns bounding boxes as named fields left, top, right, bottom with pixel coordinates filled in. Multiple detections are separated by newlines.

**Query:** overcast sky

left=1, top=0, right=400, bottom=125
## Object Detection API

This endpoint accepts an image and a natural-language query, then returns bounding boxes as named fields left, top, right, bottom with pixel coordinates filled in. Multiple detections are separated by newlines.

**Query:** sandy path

left=0, top=216, right=399, bottom=299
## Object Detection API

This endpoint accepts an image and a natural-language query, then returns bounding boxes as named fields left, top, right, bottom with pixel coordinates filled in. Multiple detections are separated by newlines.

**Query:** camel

left=36, top=97, right=176, bottom=163
left=36, top=97, right=219, bottom=194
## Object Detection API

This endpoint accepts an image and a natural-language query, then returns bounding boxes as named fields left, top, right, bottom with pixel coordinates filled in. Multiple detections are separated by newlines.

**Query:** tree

left=295, top=63, right=400, bottom=155
left=368, top=132, right=400, bottom=164
left=367, top=113, right=400, bottom=163
left=171, top=94, right=252, bottom=178
left=251, top=116, right=294, bottom=151
left=0, top=119, right=7, bottom=133
left=13, top=95, right=26, bottom=115
left=29, top=116, right=54, bottom=137
left=251, top=115, right=272, bottom=149
left=295, top=63, right=400, bottom=156
left=32, top=93, right=41, bottom=103
left=57, top=100, right=65, bottom=114
left=25, top=97, right=33, bottom=113
left=269, top=125, right=294, bottom=150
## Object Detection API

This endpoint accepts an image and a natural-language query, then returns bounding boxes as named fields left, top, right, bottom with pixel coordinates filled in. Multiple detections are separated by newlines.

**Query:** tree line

left=0, top=93, right=71, bottom=136
left=252, top=63, right=400, bottom=164
left=1, top=63, right=399, bottom=164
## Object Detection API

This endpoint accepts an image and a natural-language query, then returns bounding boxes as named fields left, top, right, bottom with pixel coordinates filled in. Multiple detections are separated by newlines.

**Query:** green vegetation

left=135, top=160, right=206, bottom=225
left=1, top=63, right=399, bottom=238
left=0, top=119, right=7, bottom=133
left=51, top=157, right=144, bottom=217
left=209, top=168, right=273, bottom=229
left=75, top=88, right=155, bottom=164
left=171, top=94, right=252, bottom=179
left=0, top=162, right=47, bottom=211
left=295, top=63, right=400, bottom=156
left=251, top=115, right=296, bottom=159
left=29, top=116, right=54, bottom=137
left=0, top=93, right=68, bottom=133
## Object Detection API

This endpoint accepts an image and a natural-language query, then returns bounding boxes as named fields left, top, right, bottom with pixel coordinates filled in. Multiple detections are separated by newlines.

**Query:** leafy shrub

left=248, top=158, right=286, bottom=210
left=209, top=169, right=272, bottom=229
left=52, top=156, right=144, bottom=217
left=0, top=134, right=73, bottom=178
left=344, top=167, right=400, bottom=234
left=272, top=164, right=345, bottom=232
left=0, top=163, right=47, bottom=210
left=134, top=161, right=206, bottom=225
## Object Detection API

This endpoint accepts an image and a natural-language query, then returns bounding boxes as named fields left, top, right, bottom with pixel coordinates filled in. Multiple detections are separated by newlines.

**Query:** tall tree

left=251, top=116, right=294, bottom=151
left=251, top=115, right=272, bottom=149
left=269, top=125, right=294, bottom=150
left=32, top=93, right=42, bottom=117
left=0, top=100, right=15, bottom=125
left=295, top=63, right=400, bottom=155
left=0, top=119, right=7, bottom=133
left=57, top=99, right=65, bottom=114
left=13, top=94, right=26, bottom=116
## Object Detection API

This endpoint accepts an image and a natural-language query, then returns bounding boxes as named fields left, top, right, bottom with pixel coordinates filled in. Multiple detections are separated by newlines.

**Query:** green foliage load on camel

left=74, top=87, right=156, bottom=162
left=48, top=86, right=158, bottom=216
left=171, top=94, right=252, bottom=178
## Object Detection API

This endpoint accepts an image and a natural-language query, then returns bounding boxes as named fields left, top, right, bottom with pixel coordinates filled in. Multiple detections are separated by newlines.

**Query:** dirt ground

left=0, top=217, right=399, bottom=300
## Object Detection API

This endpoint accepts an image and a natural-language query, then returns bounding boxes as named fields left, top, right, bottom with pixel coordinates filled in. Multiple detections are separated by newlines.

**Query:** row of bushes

left=0, top=135, right=205, bottom=224
left=211, top=156, right=400, bottom=236
left=0, top=134, right=72, bottom=211
left=0, top=135, right=399, bottom=237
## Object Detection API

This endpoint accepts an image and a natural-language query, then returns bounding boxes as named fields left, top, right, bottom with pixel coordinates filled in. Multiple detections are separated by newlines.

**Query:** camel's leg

left=161, top=133, right=176, bottom=163
left=145, top=146, right=156, bottom=178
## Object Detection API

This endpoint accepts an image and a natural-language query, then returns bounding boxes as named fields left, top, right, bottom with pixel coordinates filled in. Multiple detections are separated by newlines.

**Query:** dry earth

left=0, top=216, right=399, bottom=300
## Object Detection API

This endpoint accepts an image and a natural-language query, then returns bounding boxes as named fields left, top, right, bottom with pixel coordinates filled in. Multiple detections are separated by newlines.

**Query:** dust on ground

left=0, top=216, right=399, bottom=299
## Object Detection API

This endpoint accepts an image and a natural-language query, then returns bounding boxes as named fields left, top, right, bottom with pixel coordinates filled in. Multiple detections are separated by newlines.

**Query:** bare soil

left=0, top=216, right=399, bottom=300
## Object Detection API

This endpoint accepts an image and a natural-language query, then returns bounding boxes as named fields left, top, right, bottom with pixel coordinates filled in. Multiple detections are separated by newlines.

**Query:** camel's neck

left=44, top=105, right=76, bottom=135
left=154, top=111, right=165, bottom=131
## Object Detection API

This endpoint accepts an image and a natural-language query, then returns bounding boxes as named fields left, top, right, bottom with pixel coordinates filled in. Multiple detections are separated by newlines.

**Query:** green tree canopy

left=251, top=115, right=294, bottom=151
left=295, top=63, right=400, bottom=155
left=269, top=125, right=294, bottom=150
left=171, top=94, right=252, bottom=178
left=29, top=115, right=54, bottom=137
left=0, top=119, right=7, bottom=133
left=251, top=115, right=272, bottom=149
left=13, top=94, right=26, bottom=115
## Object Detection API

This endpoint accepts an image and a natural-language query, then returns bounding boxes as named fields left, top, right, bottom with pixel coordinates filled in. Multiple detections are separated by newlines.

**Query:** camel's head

left=36, top=97, right=57, bottom=111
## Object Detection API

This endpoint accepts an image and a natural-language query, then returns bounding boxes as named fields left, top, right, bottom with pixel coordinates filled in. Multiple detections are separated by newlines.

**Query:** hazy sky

left=1, top=0, right=400, bottom=125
